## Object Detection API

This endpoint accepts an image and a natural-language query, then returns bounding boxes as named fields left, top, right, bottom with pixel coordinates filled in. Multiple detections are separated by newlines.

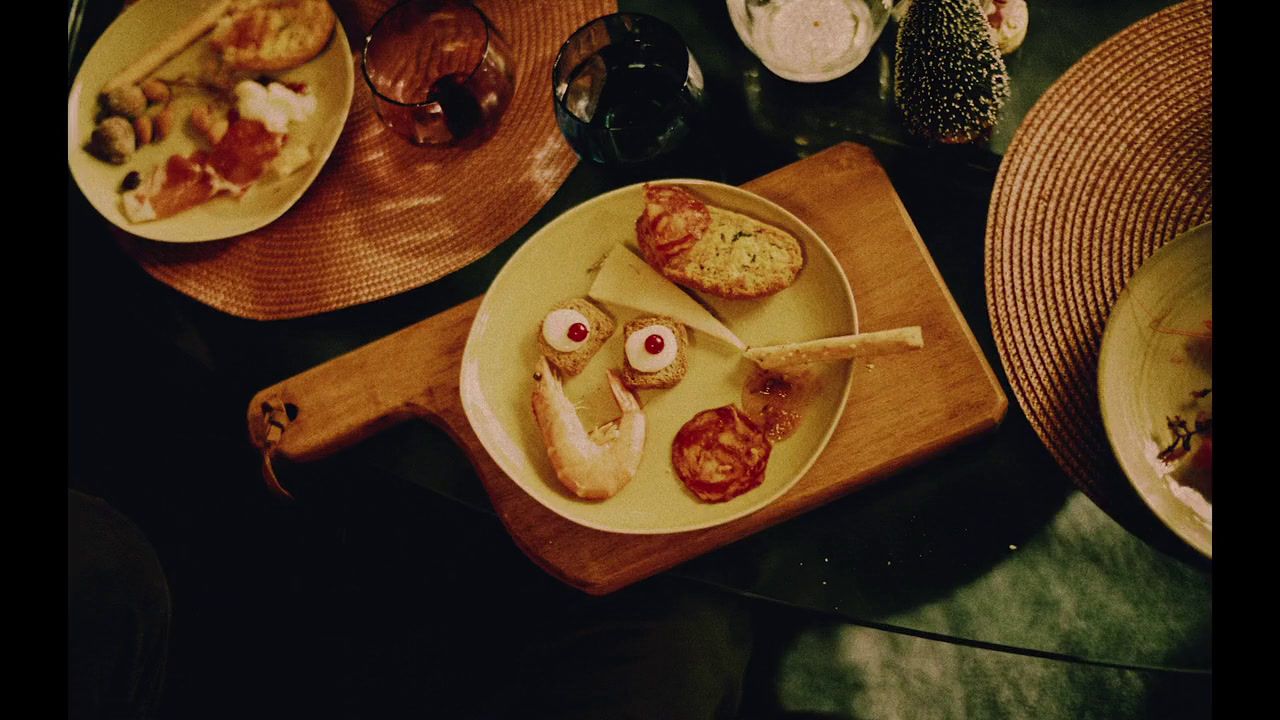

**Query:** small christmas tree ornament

left=894, top=0, right=1011, bottom=144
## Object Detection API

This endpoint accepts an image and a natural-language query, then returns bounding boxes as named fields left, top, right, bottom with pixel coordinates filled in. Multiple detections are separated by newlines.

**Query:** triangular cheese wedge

left=589, top=244, right=747, bottom=351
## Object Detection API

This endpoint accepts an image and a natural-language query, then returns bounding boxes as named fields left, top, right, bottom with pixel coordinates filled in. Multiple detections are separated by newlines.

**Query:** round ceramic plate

left=1098, top=223, right=1212, bottom=558
left=67, top=0, right=354, bottom=243
left=461, top=181, right=857, bottom=534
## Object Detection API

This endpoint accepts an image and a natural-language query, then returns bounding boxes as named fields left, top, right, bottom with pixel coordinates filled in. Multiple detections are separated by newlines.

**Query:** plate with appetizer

left=1098, top=222, right=1212, bottom=558
left=67, top=0, right=353, bottom=243
left=462, top=181, right=923, bottom=534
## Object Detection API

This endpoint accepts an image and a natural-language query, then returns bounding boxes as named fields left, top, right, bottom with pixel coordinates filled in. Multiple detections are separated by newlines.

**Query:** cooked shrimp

left=530, top=356, right=647, bottom=500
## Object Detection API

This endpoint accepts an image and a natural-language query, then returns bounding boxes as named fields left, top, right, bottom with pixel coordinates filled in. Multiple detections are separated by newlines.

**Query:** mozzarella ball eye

left=625, top=324, right=679, bottom=373
left=542, top=308, right=593, bottom=352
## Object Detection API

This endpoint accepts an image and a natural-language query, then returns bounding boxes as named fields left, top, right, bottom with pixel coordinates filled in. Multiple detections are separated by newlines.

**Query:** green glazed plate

left=67, top=0, right=353, bottom=243
left=461, top=181, right=857, bottom=534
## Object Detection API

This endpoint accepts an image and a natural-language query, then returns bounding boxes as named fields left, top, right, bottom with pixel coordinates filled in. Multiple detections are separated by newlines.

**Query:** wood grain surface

left=247, top=142, right=1008, bottom=595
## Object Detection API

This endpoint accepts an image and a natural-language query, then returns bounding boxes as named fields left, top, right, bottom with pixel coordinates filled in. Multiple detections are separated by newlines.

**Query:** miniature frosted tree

left=894, top=0, right=1011, bottom=143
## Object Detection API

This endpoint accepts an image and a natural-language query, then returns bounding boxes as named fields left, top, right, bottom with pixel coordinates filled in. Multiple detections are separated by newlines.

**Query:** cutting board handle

left=246, top=298, right=485, bottom=497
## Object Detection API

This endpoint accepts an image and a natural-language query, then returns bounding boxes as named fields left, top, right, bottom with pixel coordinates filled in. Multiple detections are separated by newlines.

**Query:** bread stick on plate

left=101, top=0, right=233, bottom=95
left=745, top=327, right=924, bottom=369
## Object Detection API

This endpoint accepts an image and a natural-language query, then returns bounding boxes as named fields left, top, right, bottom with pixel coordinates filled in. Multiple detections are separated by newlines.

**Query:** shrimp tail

left=531, top=358, right=647, bottom=500
left=606, top=369, right=642, bottom=414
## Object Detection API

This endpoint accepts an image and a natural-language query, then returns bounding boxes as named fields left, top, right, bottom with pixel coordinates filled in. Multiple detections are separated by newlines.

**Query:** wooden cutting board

left=247, top=142, right=1007, bottom=595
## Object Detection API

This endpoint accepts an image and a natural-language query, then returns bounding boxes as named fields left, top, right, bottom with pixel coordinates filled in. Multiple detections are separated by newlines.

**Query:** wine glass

left=362, top=0, right=515, bottom=147
left=552, top=13, right=707, bottom=166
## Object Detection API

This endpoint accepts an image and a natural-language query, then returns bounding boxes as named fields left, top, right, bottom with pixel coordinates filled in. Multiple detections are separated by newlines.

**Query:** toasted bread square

left=537, top=298, right=615, bottom=376
left=620, top=316, right=688, bottom=390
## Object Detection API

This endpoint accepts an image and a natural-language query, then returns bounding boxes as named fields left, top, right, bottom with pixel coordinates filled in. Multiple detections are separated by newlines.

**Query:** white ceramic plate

left=1098, top=222, right=1212, bottom=558
left=67, top=0, right=353, bottom=243
left=461, top=181, right=857, bottom=534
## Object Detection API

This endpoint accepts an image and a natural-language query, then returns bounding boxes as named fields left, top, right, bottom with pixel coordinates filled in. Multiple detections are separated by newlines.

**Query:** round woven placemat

left=115, top=0, right=615, bottom=320
left=985, top=0, right=1212, bottom=525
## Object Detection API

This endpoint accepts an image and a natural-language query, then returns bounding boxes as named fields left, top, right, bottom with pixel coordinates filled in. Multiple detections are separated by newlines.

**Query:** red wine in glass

left=430, top=72, right=484, bottom=140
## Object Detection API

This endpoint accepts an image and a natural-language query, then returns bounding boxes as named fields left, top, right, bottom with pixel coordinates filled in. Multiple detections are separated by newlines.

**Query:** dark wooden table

left=68, top=0, right=1210, bottom=715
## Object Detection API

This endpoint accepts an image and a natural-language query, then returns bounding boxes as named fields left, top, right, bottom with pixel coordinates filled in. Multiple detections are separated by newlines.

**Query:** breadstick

left=745, top=327, right=924, bottom=369
left=101, top=0, right=232, bottom=95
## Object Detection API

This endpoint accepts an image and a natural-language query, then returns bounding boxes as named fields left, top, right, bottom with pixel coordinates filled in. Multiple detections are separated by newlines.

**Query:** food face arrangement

left=81, top=0, right=337, bottom=224
left=529, top=183, right=924, bottom=505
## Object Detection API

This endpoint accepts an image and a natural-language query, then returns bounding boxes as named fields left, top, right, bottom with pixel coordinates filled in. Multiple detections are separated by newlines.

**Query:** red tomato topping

left=635, top=184, right=711, bottom=268
left=223, top=13, right=268, bottom=50
left=208, top=118, right=282, bottom=186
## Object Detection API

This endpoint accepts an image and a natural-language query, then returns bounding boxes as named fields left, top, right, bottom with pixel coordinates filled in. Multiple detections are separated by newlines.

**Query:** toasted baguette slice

left=210, top=0, right=336, bottom=72
left=636, top=184, right=804, bottom=299
left=744, top=327, right=924, bottom=369
left=537, top=298, right=615, bottom=376
left=665, top=205, right=805, bottom=299
left=620, top=317, right=688, bottom=390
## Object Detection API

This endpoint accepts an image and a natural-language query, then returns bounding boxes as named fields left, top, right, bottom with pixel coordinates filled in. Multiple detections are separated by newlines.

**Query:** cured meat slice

left=208, top=118, right=284, bottom=185
left=122, top=153, right=219, bottom=223
left=672, top=405, right=771, bottom=503
left=120, top=119, right=282, bottom=223
left=635, top=183, right=711, bottom=267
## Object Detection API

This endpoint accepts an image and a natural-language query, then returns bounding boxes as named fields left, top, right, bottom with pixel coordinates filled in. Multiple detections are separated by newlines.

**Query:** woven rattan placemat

left=985, top=0, right=1212, bottom=526
left=114, top=0, right=615, bottom=320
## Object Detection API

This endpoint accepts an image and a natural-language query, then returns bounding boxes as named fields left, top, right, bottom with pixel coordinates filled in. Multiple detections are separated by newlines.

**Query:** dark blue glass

left=552, top=13, right=706, bottom=165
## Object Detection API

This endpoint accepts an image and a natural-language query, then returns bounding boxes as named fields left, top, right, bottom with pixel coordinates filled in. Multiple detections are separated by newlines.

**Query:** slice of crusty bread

left=636, top=184, right=805, bottom=299
left=665, top=206, right=804, bottom=299
left=210, top=0, right=337, bottom=72
left=537, top=298, right=615, bottom=377
left=620, top=316, right=688, bottom=390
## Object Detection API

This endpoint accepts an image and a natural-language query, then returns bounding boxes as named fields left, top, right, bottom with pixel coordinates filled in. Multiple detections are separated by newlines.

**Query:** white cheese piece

left=588, top=244, right=747, bottom=351
left=121, top=192, right=156, bottom=223
left=267, top=82, right=317, bottom=122
left=120, top=163, right=166, bottom=223
left=541, top=307, right=592, bottom=352
left=235, top=80, right=317, bottom=134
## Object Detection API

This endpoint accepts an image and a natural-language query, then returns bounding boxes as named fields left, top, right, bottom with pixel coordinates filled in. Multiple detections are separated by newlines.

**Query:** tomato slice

left=636, top=184, right=711, bottom=267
